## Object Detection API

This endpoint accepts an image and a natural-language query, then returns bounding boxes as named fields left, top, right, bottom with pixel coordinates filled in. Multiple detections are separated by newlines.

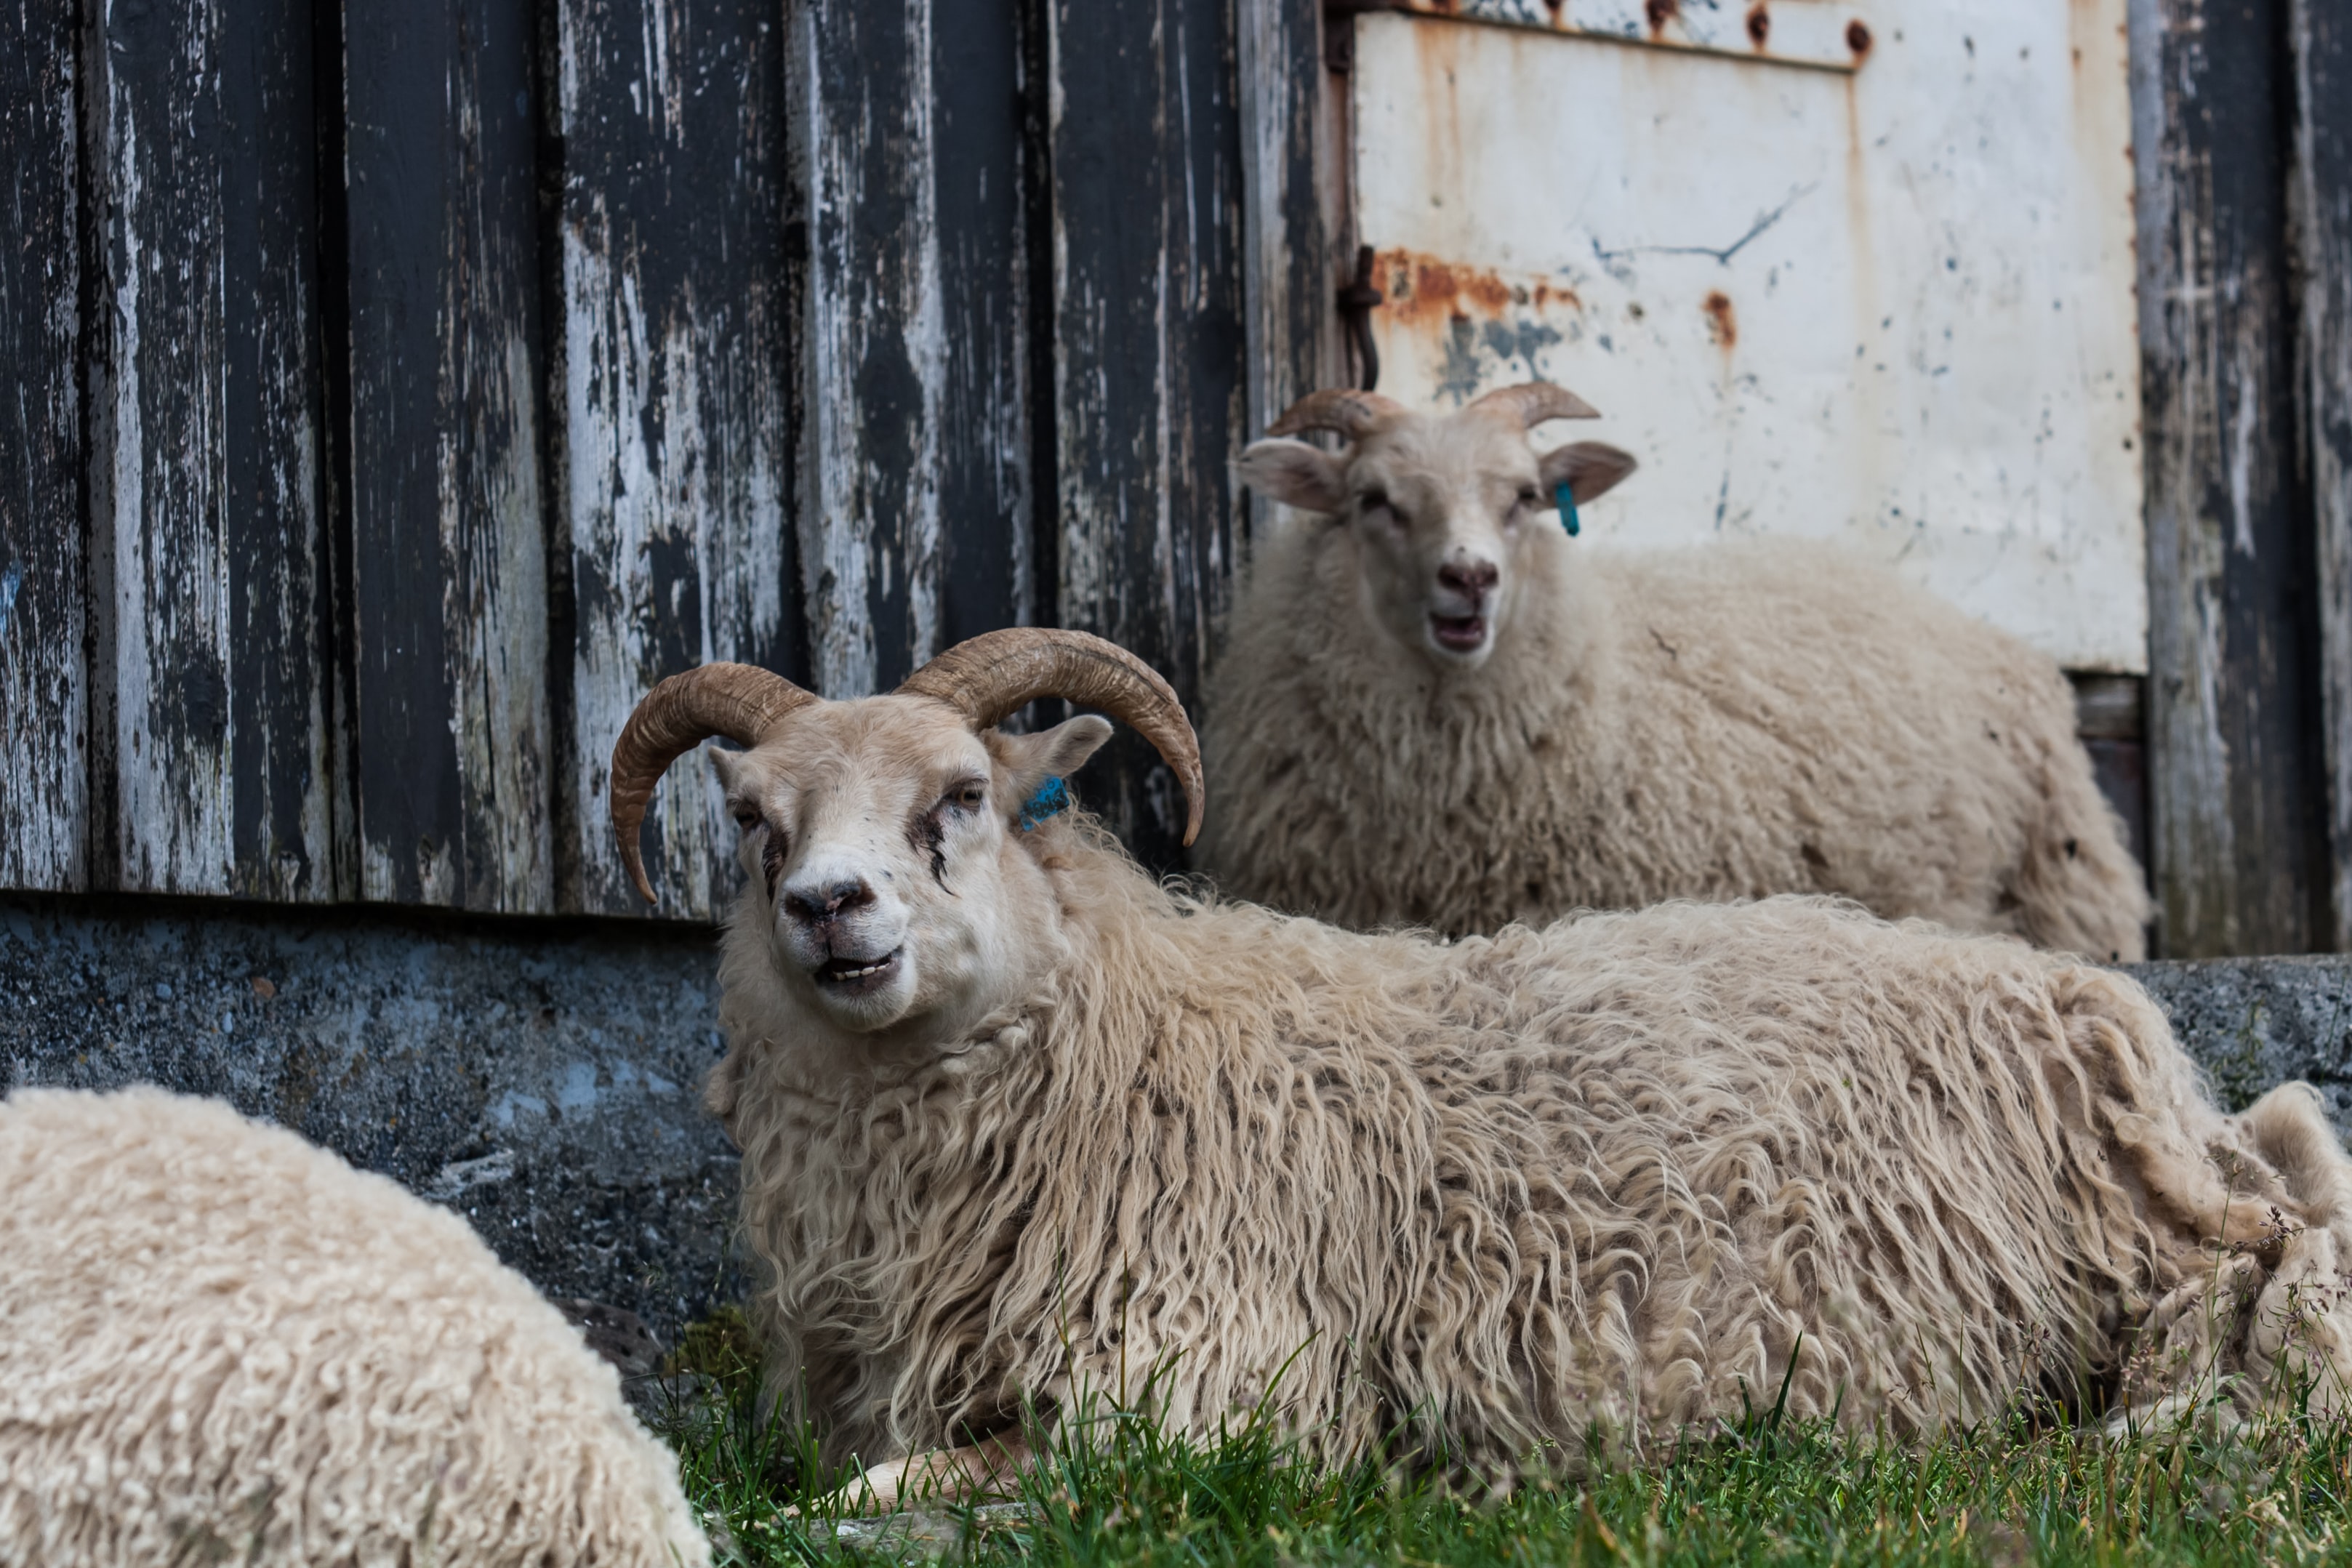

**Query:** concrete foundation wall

left=0, top=894, right=739, bottom=1340
left=11, top=890, right=2352, bottom=1344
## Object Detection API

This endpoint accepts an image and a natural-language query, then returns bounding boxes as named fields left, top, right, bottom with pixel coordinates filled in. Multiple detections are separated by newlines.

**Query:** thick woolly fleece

left=713, top=821, right=2351, bottom=1479
left=1200, top=526, right=2151, bottom=960
left=0, top=1087, right=710, bottom=1568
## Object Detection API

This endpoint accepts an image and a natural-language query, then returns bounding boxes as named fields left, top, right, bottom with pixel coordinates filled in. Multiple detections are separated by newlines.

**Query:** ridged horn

left=896, top=629, right=1205, bottom=848
left=1265, top=388, right=1408, bottom=441
left=1466, top=381, right=1601, bottom=427
left=610, top=663, right=818, bottom=905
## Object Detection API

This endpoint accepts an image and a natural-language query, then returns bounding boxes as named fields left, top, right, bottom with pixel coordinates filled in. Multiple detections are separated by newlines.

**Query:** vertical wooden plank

left=1048, top=0, right=1248, bottom=870
left=933, top=0, right=1037, bottom=651
left=88, top=0, right=336, bottom=901
left=2295, top=0, right=2352, bottom=947
left=0, top=0, right=84, bottom=890
left=552, top=0, right=799, bottom=917
left=790, top=0, right=946, bottom=698
left=1235, top=0, right=1338, bottom=441
left=2134, top=0, right=2330, bottom=955
left=343, top=0, right=553, bottom=911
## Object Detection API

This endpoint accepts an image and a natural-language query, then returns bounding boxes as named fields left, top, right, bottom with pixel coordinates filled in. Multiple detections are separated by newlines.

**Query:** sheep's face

left=707, top=699, right=1112, bottom=1046
left=1237, top=411, right=1635, bottom=672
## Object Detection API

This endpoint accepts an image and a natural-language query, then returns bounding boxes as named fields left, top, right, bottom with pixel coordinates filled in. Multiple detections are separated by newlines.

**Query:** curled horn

left=1265, top=388, right=1408, bottom=442
left=1466, top=382, right=1602, bottom=427
left=609, top=664, right=819, bottom=905
left=896, top=628, right=1205, bottom=848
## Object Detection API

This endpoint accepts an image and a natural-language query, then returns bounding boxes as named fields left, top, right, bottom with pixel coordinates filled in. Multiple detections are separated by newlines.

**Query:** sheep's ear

left=991, top=715, right=1115, bottom=810
left=706, top=745, right=743, bottom=791
left=1235, top=438, right=1348, bottom=513
left=1538, top=441, right=1639, bottom=504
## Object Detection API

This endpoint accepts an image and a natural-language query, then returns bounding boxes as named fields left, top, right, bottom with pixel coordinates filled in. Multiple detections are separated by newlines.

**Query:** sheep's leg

left=830, top=1429, right=1030, bottom=1516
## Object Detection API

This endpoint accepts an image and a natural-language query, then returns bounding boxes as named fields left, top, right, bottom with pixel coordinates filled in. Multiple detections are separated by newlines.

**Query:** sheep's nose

left=783, top=877, right=875, bottom=924
left=1438, top=559, right=1499, bottom=596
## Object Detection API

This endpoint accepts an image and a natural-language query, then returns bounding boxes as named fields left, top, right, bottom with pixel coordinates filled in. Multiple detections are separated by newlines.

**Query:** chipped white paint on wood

left=0, top=0, right=87, bottom=891
left=556, top=0, right=792, bottom=918
left=95, top=0, right=336, bottom=900
left=2295, top=0, right=2352, bottom=944
left=790, top=0, right=947, bottom=699
left=1351, top=3, right=2148, bottom=672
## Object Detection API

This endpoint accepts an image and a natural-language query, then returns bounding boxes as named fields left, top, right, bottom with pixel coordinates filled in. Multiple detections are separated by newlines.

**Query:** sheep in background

left=0, top=1085, right=710, bottom=1568
left=608, top=629, right=2337, bottom=1505
left=1198, top=384, right=2151, bottom=960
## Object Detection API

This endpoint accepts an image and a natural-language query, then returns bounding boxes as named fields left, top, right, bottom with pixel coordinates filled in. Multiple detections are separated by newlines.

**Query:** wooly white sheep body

left=1200, top=386, right=2151, bottom=960
left=0, top=1085, right=710, bottom=1568
left=609, top=630, right=2345, bottom=1499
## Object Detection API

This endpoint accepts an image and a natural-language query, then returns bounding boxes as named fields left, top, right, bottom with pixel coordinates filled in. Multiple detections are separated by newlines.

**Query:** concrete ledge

left=0, top=893, right=739, bottom=1340
left=2127, top=957, right=2352, bottom=1132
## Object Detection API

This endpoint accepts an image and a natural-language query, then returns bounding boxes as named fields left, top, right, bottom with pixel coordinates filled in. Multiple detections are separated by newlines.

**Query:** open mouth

left=1429, top=613, right=1488, bottom=653
left=816, top=949, right=902, bottom=996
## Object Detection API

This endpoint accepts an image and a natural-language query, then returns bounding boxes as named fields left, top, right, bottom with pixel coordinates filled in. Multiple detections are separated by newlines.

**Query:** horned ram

left=609, top=628, right=2344, bottom=1507
left=1199, top=384, right=2152, bottom=960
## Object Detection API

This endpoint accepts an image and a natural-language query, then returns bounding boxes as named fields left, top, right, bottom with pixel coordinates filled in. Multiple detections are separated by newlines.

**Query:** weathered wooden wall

left=2134, top=0, right=2337, bottom=957
left=2297, top=0, right=2352, bottom=955
left=0, top=0, right=84, bottom=893
left=1, top=0, right=1253, bottom=918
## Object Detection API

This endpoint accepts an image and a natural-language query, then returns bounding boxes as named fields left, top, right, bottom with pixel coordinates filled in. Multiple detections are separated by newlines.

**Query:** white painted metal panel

left=1352, top=3, right=2146, bottom=672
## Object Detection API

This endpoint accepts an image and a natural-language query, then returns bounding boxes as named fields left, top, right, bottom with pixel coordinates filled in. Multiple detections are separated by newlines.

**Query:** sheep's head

left=1235, top=383, right=1637, bottom=669
left=609, top=630, right=1201, bottom=1045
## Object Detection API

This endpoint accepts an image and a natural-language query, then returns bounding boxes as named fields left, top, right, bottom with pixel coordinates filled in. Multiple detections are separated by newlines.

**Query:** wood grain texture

left=89, top=0, right=337, bottom=900
left=342, top=0, right=553, bottom=911
left=553, top=0, right=798, bottom=918
left=1048, top=0, right=1248, bottom=871
left=931, top=0, right=1037, bottom=654
left=789, top=0, right=946, bottom=699
left=1236, top=0, right=1339, bottom=438
left=2133, top=0, right=2330, bottom=956
left=0, top=0, right=84, bottom=891
left=2295, top=0, right=2352, bottom=948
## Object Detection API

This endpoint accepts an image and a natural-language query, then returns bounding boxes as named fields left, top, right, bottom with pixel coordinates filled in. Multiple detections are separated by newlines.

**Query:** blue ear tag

left=1553, top=482, right=1581, bottom=537
left=1018, top=776, right=1069, bottom=832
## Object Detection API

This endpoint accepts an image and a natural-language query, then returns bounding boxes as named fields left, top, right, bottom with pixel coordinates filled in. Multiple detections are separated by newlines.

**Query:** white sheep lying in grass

left=0, top=1085, right=710, bottom=1567
left=1198, top=384, right=2152, bottom=961
left=608, top=628, right=2348, bottom=1505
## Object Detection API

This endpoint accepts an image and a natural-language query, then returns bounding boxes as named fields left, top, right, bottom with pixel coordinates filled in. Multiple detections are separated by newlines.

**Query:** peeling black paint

left=2139, top=0, right=2332, bottom=956
left=0, top=0, right=84, bottom=891
left=1049, top=0, right=1248, bottom=873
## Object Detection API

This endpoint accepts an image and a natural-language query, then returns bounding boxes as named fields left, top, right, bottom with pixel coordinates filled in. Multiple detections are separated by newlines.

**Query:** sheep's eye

left=731, top=805, right=761, bottom=832
left=1516, top=486, right=1541, bottom=508
left=1358, top=489, right=1390, bottom=514
left=947, top=780, right=987, bottom=811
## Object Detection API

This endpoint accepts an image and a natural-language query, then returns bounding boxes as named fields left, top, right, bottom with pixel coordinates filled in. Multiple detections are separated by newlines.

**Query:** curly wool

left=1200, top=527, right=2151, bottom=960
left=713, top=821, right=2345, bottom=1476
left=0, top=1086, right=710, bottom=1568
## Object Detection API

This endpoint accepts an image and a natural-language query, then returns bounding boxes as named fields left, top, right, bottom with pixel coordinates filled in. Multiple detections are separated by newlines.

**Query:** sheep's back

left=0, top=1085, right=708, bottom=1568
left=1377, top=896, right=2200, bottom=1447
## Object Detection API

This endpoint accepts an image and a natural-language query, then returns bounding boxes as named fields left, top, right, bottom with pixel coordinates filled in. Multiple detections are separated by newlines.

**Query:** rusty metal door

left=1341, top=0, right=2146, bottom=675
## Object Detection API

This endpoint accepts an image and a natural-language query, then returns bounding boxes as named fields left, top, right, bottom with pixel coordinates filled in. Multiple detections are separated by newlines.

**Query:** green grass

left=653, top=1328, right=2352, bottom=1568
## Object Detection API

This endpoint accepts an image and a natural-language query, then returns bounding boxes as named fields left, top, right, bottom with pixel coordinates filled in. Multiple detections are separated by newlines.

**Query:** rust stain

left=1745, top=3, right=1770, bottom=50
left=1845, top=19, right=1871, bottom=60
left=1643, top=0, right=1677, bottom=40
left=1377, top=249, right=1583, bottom=332
left=1702, top=291, right=1738, bottom=350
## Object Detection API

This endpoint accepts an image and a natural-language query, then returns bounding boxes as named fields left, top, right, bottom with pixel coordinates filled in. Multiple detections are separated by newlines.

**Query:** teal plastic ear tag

left=1018, top=776, right=1069, bottom=832
left=1554, top=482, right=1581, bottom=537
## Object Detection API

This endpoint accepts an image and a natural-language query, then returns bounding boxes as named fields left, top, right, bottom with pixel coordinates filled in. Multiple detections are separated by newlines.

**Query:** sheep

left=1197, top=383, right=2152, bottom=961
left=606, top=627, right=2348, bottom=1503
left=0, top=1085, right=711, bottom=1568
